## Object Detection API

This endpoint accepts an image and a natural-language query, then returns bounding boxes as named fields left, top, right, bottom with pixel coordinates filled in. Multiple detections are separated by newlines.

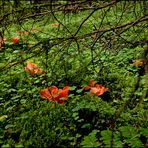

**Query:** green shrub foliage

left=0, top=1, right=147, bottom=147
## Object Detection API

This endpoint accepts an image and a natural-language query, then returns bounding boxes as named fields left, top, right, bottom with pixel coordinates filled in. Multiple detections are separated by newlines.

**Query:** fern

left=119, top=126, right=144, bottom=148
left=101, top=130, right=112, bottom=147
left=81, top=130, right=99, bottom=147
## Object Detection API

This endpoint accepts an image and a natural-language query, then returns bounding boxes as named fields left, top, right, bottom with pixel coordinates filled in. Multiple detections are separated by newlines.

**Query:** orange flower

left=40, top=88, right=53, bottom=101
left=24, top=62, right=45, bottom=75
left=133, top=59, right=146, bottom=68
left=83, top=80, right=108, bottom=96
left=83, top=80, right=95, bottom=90
left=11, top=37, right=20, bottom=44
left=40, top=86, right=69, bottom=104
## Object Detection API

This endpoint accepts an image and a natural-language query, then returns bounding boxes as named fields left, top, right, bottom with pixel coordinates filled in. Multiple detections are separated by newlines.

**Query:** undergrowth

left=0, top=1, right=148, bottom=147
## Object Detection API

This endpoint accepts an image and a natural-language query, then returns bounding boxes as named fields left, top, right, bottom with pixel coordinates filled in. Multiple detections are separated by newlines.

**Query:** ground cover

left=0, top=1, right=147, bottom=147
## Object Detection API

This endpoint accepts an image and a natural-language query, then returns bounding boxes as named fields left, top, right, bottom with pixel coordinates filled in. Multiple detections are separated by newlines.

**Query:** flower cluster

left=133, top=59, right=146, bottom=68
left=24, top=62, right=45, bottom=75
left=24, top=63, right=108, bottom=105
left=83, top=80, right=108, bottom=96
left=40, top=86, right=69, bottom=105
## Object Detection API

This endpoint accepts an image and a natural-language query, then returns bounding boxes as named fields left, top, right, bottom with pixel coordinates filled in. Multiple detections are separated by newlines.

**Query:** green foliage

left=101, top=130, right=113, bottom=147
left=0, top=1, right=147, bottom=147
left=119, top=126, right=144, bottom=148
left=0, top=63, right=147, bottom=147
left=100, top=126, right=146, bottom=148
left=101, top=130, right=123, bottom=147
left=81, top=130, right=99, bottom=147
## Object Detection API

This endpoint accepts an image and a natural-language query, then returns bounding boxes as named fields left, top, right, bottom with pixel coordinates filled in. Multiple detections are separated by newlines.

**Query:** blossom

left=83, top=80, right=108, bottom=96
left=11, top=37, right=20, bottom=44
left=24, top=62, right=45, bottom=75
left=40, top=86, right=69, bottom=104
left=133, top=59, right=146, bottom=68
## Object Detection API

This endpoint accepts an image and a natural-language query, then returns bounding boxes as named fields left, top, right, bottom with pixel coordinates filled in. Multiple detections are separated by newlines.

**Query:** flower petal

left=27, top=62, right=37, bottom=69
left=48, top=86, right=59, bottom=97
left=58, top=86, right=69, bottom=99
left=40, top=86, right=69, bottom=105
left=90, top=87, right=99, bottom=95
left=83, top=85, right=90, bottom=90
left=90, top=84, right=108, bottom=96
left=89, top=80, right=96, bottom=87
left=24, top=62, right=44, bottom=75
left=11, top=37, right=20, bottom=44
left=133, top=59, right=146, bottom=68
left=54, top=86, right=69, bottom=104
left=40, top=88, right=52, bottom=101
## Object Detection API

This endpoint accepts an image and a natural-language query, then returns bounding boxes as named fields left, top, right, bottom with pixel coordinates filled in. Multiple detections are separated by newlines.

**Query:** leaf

left=119, top=126, right=137, bottom=138
left=119, top=126, right=143, bottom=147
left=113, top=131, right=123, bottom=148
left=81, top=130, right=99, bottom=147
left=20, top=99, right=27, bottom=104
left=76, top=89, right=83, bottom=93
left=59, top=97, right=65, bottom=101
left=81, top=123, right=91, bottom=129
left=0, top=115, right=8, bottom=121
left=5, top=124, right=15, bottom=129
left=140, top=128, right=148, bottom=137
left=15, top=144, right=24, bottom=148
left=101, top=130, right=112, bottom=147
left=68, top=94, right=74, bottom=98
left=72, top=112, right=79, bottom=120
left=70, top=86, right=77, bottom=91
left=128, top=138, right=144, bottom=148
left=13, top=50, right=20, bottom=54
left=2, top=144, right=10, bottom=148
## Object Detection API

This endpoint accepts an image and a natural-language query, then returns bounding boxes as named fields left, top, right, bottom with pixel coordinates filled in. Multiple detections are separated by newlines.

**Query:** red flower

left=83, top=80, right=108, bottom=96
left=24, top=62, right=45, bottom=75
left=83, top=80, right=95, bottom=90
left=11, top=37, right=20, bottom=44
left=40, top=86, right=69, bottom=104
